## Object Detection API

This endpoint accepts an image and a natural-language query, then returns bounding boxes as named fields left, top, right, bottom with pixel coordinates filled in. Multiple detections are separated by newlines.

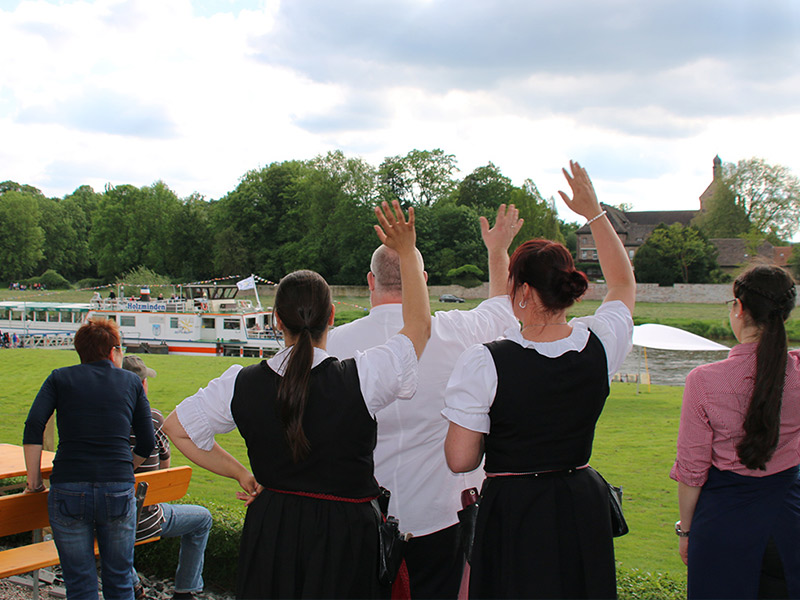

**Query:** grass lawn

left=1, top=348, right=688, bottom=583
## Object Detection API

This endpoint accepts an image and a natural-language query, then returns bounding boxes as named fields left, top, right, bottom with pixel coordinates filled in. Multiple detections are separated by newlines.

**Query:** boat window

left=0, top=307, right=9, bottom=319
left=170, top=317, right=179, bottom=328
left=12, top=310, right=22, bottom=321
left=223, top=319, right=240, bottom=330
left=120, top=316, right=136, bottom=327
left=48, top=311, right=60, bottom=322
left=202, top=318, right=216, bottom=329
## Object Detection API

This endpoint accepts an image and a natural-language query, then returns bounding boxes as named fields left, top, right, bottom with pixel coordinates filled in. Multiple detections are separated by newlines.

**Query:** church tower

left=699, top=155, right=722, bottom=212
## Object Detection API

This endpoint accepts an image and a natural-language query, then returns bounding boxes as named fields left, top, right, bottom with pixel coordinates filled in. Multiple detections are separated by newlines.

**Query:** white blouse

left=442, top=300, right=633, bottom=434
left=175, top=334, right=418, bottom=451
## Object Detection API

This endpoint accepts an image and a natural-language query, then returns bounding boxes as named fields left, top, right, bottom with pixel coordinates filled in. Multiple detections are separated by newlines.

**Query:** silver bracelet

left=585, top=210, right=607, bottom=226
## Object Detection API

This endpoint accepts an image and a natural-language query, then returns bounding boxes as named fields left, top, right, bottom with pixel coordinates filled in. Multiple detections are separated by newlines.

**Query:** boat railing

left=89, top=297, right=263, bottom=314
left=246, top=328, right=283, bottom=341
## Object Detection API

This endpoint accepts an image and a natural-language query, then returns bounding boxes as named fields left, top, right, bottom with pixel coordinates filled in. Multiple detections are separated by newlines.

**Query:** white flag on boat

left=236, top=275, right=256, bottom=291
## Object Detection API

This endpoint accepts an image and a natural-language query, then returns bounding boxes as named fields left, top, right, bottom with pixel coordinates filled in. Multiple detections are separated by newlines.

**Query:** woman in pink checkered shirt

left=671, top=265, right=799, bottom=599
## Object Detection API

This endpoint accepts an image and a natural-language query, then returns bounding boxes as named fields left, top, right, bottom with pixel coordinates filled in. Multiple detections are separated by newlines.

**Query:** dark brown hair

left=508, top=239, right=589, bottom=312
left=73, top=318, right=121, bottom=364
left=274, top=270, right=333, bottom=462
left=734, top=265, right=797, bottom=470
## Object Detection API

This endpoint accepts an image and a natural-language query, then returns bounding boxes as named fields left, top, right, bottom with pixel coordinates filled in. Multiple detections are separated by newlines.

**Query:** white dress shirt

left=175, top=334, right=418, bottom=452
left=326, top=295, right=518, bottom=536
left=442, top=300, right=634, bottom=434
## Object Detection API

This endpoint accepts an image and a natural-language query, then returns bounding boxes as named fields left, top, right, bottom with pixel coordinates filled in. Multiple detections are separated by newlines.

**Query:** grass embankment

left=2, top=349, right=688, bottom=595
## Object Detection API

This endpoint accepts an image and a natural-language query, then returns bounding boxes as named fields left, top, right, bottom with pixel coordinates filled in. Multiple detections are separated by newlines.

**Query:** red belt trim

left=266, top=488, right=377, bottom=503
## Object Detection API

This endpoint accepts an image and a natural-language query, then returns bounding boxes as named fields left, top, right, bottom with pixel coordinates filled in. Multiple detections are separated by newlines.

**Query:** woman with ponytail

left=164, top=200, right=431, bottom=598
left=671, top=265, right=800, bottom=599
left=443, top=161, right=636, bottom=598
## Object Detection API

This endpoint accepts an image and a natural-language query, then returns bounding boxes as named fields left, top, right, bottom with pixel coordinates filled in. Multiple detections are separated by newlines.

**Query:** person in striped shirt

left=124, top=356, right=212, bottom=600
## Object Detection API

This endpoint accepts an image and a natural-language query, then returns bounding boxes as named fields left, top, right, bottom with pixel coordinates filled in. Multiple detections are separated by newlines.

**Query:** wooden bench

left=0, top=466, right=192, bottom=585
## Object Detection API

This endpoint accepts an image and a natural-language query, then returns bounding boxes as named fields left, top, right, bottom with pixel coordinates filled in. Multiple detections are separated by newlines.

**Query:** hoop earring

left=518, top=300, right=527, bottom=309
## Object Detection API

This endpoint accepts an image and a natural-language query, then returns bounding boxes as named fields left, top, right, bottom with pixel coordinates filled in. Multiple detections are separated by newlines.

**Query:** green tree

left=455, top=163, right=514, bottom=216
left=692, top=182, right=750, bottom=238
left=633, top=223, right=719, bottom=285
left=165, top=193, right=215, bottom=281
left=61, top=185, right=101, bottom=279
left=560, top=221, right=580, bottom=258
left=378, top=149, right=458, bottom=207
left=510, top=180, right=564, bottom=250
left=212, top=161, right=307, bottom=279
left=90, top=181, right=182, bottom=279
left=36, top=196, right=94, bottom=281
left=724, top=158, right=800, bottom=240
left=0, top=181, right=44, bottom=196
left=0, top=191, right=45, bottom=280
left=415, top=203, right=484, bottom=284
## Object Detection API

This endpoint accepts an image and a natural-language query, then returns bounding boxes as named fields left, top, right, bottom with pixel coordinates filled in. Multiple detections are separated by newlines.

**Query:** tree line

left=3, top=152, right=797, bottom=290
left=0, top=149, right=568, bottom=288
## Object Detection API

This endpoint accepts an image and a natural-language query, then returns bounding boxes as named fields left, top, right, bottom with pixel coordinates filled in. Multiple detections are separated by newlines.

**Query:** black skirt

left=237, top=489, right=385, bottom=599
left=469, top=468, right=616, bottom=599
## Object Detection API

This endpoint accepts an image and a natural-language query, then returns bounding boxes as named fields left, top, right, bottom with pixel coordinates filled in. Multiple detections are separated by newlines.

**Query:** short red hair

left=508, top=239, right=588, bottom=311
left=74, top=318, right=121, bottom=364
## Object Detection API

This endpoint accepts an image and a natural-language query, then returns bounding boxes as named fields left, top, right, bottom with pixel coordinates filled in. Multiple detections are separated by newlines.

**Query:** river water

left=617, top=344, right=798, bottom=387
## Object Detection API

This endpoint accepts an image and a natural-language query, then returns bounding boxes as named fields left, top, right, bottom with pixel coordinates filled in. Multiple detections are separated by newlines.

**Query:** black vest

left=231, top=357, right=380, bottom=498
left=484, top=331, right=609, bottom=473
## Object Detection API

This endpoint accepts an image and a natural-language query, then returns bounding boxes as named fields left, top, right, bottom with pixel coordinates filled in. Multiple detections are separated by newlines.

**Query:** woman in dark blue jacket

left=24, top=318, right=155, bottom=600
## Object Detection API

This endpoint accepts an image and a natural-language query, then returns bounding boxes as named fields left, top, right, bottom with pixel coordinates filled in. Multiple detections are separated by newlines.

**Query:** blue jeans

left=48, top=481, right=136, bottom=600
left=133, top=503, right=212, bottom=593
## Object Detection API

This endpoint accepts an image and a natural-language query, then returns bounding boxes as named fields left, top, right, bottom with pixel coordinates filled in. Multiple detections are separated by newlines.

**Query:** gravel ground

left=0, top=569, right=235, bottom=600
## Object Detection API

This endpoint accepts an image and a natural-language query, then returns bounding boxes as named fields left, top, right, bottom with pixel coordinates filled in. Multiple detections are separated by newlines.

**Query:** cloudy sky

left=2, top=0, right=799, bottom=225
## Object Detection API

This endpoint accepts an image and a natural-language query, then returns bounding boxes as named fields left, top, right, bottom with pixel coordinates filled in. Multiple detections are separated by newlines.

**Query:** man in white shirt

left=326, top=204, right=521, bottom=598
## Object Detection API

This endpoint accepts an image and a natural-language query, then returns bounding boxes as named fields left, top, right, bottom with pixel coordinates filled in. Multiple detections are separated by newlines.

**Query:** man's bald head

left=368, top=245, right=426, bottom=304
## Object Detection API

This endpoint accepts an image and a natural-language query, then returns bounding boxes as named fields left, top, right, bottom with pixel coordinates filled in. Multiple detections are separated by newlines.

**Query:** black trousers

left=403, top=524, right=464, bottom=599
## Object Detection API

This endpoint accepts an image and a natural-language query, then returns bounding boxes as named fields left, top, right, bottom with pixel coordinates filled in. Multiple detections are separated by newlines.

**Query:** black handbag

left=588, top=467, right=629, bottom=537
left=372, top=487, right=408, bottom=586
left=457, top=487, right=480, bottom=563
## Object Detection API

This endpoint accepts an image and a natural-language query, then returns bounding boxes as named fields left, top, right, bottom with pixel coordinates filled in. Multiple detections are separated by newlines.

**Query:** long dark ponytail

left=274, top=270, right=332, bottom=462
left=734, top=265, right=797, bottom=471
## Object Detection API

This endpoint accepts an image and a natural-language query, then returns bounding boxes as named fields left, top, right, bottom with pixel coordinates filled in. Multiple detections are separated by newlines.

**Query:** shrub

left=134, top=499, right=242, bottom=591
left=446, top=264, right=483, bottom=288
left=27, top=269, right=71, bottom=289
left=76, top=277, right=106, bottom=289
left=117, top=266, right=171, bottom=286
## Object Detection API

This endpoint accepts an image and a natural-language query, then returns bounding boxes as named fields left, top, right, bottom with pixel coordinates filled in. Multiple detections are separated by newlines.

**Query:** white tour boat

left=0, top=284, right=283, bottom=357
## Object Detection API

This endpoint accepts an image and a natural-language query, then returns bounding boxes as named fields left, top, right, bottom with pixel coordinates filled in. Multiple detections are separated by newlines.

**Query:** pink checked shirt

left=670, top=344, right=800, bottom=487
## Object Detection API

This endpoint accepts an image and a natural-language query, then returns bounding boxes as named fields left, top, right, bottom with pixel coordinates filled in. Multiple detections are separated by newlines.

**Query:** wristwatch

left=675, top=520, right=690, bottom=537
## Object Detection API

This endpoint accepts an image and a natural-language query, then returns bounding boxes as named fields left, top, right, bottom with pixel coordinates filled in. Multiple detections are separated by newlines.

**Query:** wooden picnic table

left=0, top=443, right=55, bottom=481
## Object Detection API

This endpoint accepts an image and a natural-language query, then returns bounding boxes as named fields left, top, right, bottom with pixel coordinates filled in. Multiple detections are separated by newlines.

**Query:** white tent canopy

left=632, top=323, right=729, bottom=351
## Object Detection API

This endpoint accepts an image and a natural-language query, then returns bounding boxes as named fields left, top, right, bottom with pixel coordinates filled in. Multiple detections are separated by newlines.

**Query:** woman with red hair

left=443, top=161, right=636, bottom=599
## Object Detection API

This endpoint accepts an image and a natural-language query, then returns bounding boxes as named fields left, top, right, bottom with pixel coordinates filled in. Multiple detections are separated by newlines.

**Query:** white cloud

left=0, top=0, right=798, bottom=247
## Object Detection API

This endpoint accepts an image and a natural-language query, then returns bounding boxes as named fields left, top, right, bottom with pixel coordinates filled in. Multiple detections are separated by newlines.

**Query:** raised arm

left=374, top=200, right=431, bottom=358
left=558, top=160, right=636, bottom=314
left=481, top=204, right=523, bottom=298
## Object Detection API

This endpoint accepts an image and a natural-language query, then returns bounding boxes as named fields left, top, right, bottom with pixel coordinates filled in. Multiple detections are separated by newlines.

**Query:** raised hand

left=480, top=203, right=523, bottom=253
left=558, top=160, right=602, bottom=220
left=374, top=200, right=416, bottom=256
